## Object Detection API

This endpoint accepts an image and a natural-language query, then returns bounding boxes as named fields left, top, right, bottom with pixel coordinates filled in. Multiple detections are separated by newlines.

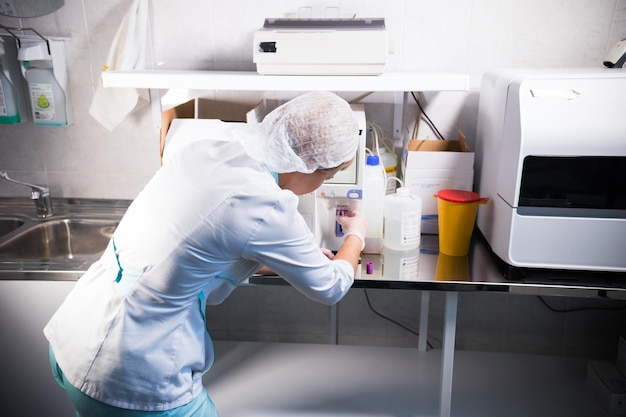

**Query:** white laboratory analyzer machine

left=474, top=68, right=626, bottom=273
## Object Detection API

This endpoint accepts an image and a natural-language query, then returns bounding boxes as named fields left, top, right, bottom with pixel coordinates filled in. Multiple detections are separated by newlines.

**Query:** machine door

left=517, top=155, right=626, bottom=218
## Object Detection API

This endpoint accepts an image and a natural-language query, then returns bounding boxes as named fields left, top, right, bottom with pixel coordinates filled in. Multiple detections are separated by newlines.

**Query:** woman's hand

left=334, top=210, right=368, bottom=276
left=336, top=210, right=368, bottom=249
left=321, top=248, right=335, bottom=260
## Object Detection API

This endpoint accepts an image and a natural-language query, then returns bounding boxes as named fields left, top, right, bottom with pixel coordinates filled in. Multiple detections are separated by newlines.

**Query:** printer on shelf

left=474, top=68, right=626, bottom=272
left=252, top=18, right=388, bottom=75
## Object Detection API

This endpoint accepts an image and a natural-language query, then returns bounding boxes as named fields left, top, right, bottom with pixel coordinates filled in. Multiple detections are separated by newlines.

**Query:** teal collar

left=264, top=164, right=279, bottom=184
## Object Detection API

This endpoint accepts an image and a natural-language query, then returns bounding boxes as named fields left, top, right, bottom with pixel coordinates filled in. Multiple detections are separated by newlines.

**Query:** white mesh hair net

left=235, top=91, right=359, bottom=173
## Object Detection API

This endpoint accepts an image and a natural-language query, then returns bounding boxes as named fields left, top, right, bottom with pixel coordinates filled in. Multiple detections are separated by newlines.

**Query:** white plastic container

left=378, top=148, right=398, bottom=194
left=362, top=154, right=385, bottom=253
left=0, top=66, right=20, bottom=124
left=383, top=187, right=422, bottom=251
left=25, top=67, right=68, bottom=126
left=382, top=246, right=420, bottom=280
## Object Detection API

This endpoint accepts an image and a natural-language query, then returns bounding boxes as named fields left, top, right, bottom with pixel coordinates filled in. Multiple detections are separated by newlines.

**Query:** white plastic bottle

left=0, top=64, right=20, bottom=124
left=24, top=66, right=68, bottom=126
left=383, top=187, right=422, bottom=251
left=378, top=148, right=398, bottom=194
left=362, top=155, right=385, bottom=253
left=382, top=245, right=420, bottom=280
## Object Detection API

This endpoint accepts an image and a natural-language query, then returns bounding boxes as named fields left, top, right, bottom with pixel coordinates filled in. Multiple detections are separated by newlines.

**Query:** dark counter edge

left=249, top=275, right=626, bottom=299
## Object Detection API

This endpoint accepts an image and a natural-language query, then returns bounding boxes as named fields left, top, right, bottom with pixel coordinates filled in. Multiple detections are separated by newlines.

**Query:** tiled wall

left=1, top=0, right=624, bottom=200
left=208, top=286, right=626, bottom=359
left=1, top=0, right=625, bottom=358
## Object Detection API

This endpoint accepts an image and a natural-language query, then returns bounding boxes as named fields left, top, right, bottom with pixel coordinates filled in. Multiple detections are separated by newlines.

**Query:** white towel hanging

left=89, top=0, right=150, bottom=130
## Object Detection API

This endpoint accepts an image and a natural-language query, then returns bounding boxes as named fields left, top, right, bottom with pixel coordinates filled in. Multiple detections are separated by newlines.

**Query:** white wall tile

left=533, top=0, right=615, bottom=67
left=402, top=0, right=473, bottom=72
left=466, top=0, right=544, bottom=86
left=610, top=0, right=626, bottom=45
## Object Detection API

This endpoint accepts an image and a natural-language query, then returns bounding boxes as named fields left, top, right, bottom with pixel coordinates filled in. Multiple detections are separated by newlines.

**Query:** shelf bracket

left=149, top=88, right=162, bottom=131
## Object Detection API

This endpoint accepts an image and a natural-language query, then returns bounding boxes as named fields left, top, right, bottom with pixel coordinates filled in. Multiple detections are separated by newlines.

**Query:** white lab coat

left=43, top=138, right=354, bottom=411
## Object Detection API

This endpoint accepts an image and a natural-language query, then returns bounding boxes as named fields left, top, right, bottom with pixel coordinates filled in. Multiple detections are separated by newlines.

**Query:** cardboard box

left=587, top=360, right=626, bottom=415
left=402, top=130, right=475, bottom=234
left=159, top=98, right=252, bottom=164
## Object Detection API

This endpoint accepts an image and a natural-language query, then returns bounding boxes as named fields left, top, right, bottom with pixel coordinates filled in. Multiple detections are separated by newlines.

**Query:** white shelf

left=101, top=70, right=469, bottom=92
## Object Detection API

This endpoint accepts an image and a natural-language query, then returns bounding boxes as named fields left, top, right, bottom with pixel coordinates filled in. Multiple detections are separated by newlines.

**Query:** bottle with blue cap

left=362, top=154, right=385, bottom=253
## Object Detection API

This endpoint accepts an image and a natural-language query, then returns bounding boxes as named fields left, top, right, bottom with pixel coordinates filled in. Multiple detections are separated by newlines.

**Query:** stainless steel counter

left=252, top=233, right=626, bottom=299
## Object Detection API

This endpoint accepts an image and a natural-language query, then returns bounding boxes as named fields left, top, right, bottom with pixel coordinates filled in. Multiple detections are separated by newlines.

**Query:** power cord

left=411, top=91, right=446, bottom=141
left=537, top=295, right=626, bottom=313
left=363, top=289, right=434, bottom=349
left=361, top=292, right=624, bottom=349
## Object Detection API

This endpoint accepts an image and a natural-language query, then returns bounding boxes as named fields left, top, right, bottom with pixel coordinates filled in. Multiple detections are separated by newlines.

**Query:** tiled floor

left=204, top=341, right=612, bottom=417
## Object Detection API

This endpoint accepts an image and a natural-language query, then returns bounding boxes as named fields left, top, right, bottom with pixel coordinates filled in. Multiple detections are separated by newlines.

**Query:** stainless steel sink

left=0, top=218, right=25, bottom=237
left=0, top=218, right=118, bottom=259
left=0, top=198, right=130, bottom=279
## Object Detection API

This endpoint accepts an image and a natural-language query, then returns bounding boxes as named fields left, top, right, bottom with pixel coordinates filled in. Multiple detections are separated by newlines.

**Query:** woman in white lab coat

left=44, top=91, right=367, bottom=417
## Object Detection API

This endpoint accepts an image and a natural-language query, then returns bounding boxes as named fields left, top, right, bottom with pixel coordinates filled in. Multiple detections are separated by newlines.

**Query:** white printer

left=252, top=18, right=388, bottom=75
left=474, top=68, right=626, bottom=272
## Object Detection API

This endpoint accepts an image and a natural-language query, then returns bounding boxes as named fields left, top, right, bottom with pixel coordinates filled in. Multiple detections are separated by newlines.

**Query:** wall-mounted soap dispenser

left=0, top=35, right=27, bottom=124
left=17, top=35, right=73, bottom=126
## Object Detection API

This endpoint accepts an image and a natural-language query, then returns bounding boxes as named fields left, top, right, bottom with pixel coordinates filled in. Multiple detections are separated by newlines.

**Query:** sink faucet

left=0, top=170, right=53, bottom=218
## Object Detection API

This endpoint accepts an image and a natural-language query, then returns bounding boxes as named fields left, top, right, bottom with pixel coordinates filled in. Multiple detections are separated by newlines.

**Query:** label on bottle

left=397, top=253, right=419, bottom=280
left=382, top=247, right=419, bottom=280
left=29, top=82, right=56, bottom=121
left=400, top=210, right=421, bottom=247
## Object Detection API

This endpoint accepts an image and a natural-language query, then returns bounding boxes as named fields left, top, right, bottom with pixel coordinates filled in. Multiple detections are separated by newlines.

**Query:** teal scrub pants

left=49, top=346, right=219, bottom=417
